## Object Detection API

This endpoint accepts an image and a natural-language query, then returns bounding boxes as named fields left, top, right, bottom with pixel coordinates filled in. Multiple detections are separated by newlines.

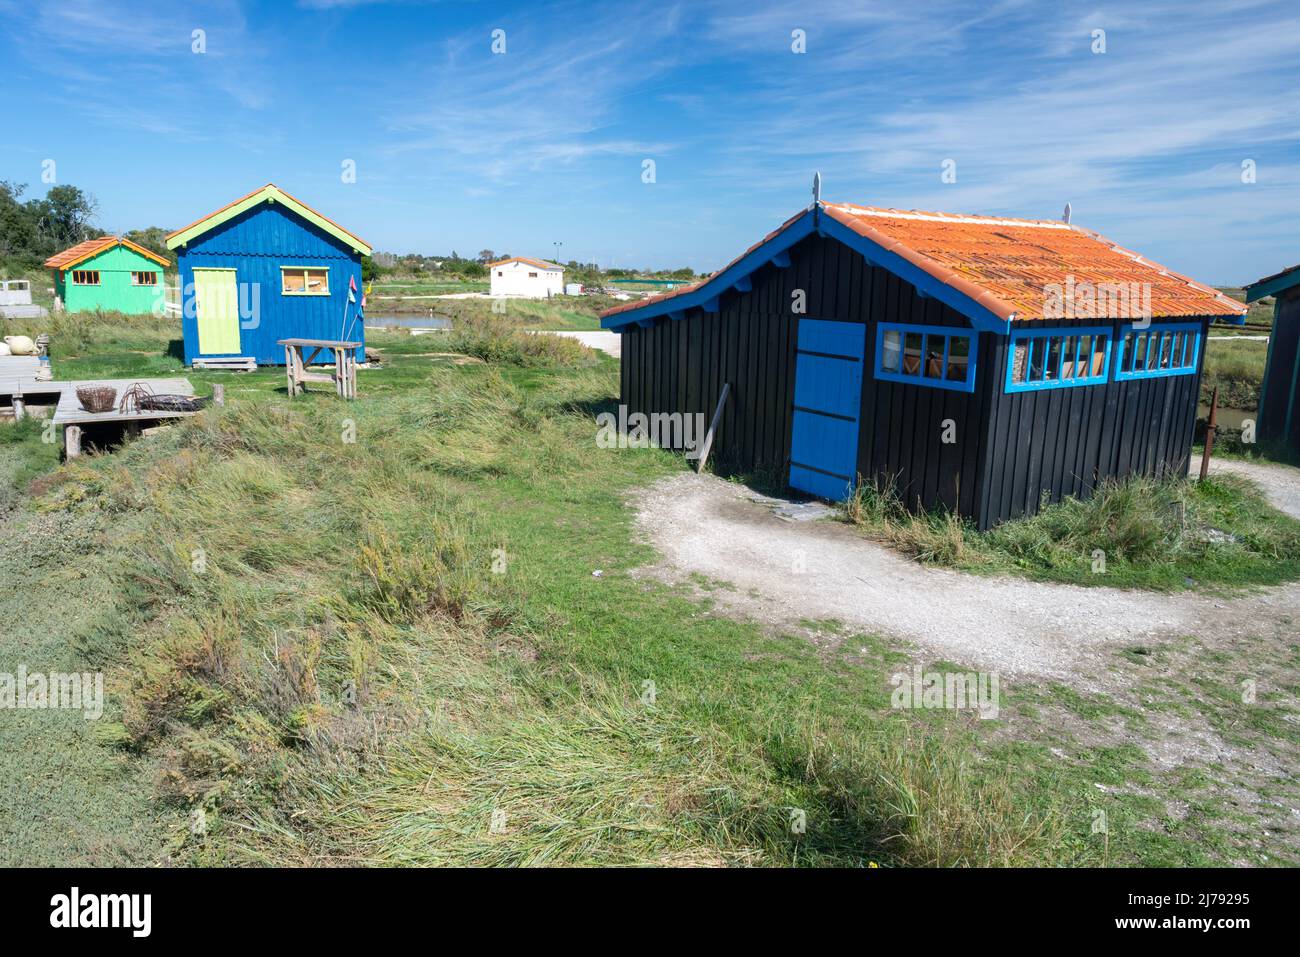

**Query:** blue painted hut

left=165, top=184, right=372, bottom=366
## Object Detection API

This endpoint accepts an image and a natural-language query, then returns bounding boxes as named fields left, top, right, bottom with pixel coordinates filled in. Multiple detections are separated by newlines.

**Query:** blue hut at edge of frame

left=165, top=184, right=372, bottom=366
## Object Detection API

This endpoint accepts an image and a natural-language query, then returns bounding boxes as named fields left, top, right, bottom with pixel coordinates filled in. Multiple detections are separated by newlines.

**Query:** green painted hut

left=45, top=236, right=169, bottom=315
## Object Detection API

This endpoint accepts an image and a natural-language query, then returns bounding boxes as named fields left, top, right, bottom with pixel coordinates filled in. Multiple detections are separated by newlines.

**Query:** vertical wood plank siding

left=178, top=202, right=364, bottom=366
left=1259, top=289, right=1300, bottom=447
left=976, top=317, right=1209, bottom=528
left=618, top=233, right=1213, bottom=529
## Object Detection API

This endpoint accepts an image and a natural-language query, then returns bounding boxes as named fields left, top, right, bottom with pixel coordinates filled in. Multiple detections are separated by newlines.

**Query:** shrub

left=442, top=313, right=592, bottom=367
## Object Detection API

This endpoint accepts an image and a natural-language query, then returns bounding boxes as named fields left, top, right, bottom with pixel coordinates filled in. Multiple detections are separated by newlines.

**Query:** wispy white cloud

left=374, top=8, right=688, bottom=185
left=5, top=0, right=271, bottom=136
left=1, top=0, right=1293, bottom=277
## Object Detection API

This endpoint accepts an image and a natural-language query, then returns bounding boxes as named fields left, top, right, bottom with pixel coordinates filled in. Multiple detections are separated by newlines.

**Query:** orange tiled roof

left=602, top=203, right=1245, bottom=324
left=45, top=236, right=169, bottom=270
left=487, top=256, right=562, bottom=270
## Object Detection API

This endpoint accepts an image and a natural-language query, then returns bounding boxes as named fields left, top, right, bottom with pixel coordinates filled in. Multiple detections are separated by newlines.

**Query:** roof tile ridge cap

left=825, top=205, right=1020, bottom=320
left=1068, top=224, right=1246, bottom=312
left=828, top=203, right=1067, bottom=228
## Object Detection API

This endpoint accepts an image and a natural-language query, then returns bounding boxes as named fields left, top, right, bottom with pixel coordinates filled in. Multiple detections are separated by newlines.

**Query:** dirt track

left=633, top=469, right=1300, bottom=687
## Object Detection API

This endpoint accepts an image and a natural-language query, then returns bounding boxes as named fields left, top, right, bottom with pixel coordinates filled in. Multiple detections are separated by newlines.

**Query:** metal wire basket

left=117, top=382, right=209, bottom=414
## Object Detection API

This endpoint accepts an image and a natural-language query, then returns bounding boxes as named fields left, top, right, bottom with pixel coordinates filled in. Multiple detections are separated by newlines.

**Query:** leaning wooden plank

left=695, top=382, right=731, bottom=473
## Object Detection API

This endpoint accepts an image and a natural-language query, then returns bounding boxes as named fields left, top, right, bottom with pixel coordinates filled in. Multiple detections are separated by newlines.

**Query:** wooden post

left=695, top=382, right=730, bottom=473
left=212, top=383, right=225, bottom=407
left=1199, top=386, right=1219, bottom=482
left=11, top=395, right=24, bottom=422
left=285, top=345, right=295, bottom=397
left=64, top=425, right=82, bottom=459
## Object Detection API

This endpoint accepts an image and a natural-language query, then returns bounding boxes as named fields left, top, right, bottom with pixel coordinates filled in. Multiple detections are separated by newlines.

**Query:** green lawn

left=1, top=312, right=1296, bottom=867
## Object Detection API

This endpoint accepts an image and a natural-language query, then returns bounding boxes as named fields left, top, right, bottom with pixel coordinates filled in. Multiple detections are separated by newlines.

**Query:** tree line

left=0, top=181, right=177, bottom=275
left=2, top=180, right=700, bottom=286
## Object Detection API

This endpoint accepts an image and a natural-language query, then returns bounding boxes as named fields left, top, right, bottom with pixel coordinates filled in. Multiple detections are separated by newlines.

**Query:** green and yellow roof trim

left=164, top=184, right=372, bottom=256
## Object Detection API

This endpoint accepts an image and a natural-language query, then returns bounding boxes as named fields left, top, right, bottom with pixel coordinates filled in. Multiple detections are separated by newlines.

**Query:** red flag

left=349, top=275, right=358, bottom=292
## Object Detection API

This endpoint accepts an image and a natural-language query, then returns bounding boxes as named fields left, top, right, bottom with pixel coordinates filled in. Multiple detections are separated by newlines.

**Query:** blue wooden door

left=789, top=319, right=866, bottom=500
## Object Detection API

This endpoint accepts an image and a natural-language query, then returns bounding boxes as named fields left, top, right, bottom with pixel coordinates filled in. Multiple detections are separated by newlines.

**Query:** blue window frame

left=1114, top=322, right=1201, bottom=380
left=874, top=322, right=977, bottom=393
left=1005, top=326, right=1112, bottom=393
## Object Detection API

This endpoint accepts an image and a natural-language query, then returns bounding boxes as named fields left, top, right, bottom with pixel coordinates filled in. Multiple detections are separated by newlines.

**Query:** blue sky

left=0, top=0, right=1296, bottom=283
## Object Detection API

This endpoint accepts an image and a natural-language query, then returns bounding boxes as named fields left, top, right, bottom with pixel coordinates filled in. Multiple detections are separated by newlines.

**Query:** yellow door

left=193, top=268, right=241, bottom=354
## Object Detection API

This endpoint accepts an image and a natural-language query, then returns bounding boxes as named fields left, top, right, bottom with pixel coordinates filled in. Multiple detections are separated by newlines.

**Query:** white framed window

left=281, top=266, right=330, bottom=296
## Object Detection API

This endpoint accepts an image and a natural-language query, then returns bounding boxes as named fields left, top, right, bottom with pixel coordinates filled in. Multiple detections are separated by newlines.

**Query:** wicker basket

left=75, top=386, right=117, bottom=413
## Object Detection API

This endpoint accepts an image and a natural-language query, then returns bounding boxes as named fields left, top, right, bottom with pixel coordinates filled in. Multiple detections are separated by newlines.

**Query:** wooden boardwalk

left=15, top=376, right=199, bottom=458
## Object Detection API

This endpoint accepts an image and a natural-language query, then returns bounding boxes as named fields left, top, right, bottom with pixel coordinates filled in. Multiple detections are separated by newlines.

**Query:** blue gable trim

left=1245, top=267, right=1300, bottom=303
left=602, top=211, right=818, bottom=330
left=601, top=205, right=1012, bottom=334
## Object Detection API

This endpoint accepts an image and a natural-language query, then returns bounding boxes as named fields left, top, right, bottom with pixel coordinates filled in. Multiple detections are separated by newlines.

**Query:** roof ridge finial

left=812, top=171, right=822, bottom=206
left=1062, top=201, right=1072, bottom=224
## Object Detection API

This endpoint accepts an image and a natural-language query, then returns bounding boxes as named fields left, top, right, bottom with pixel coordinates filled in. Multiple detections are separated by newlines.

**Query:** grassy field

left=368, top=278, right=489, bottom=300
left=365, top=276, right=620, bottom=331
left=1200, top=288, right=1270, bottom=412
left=418, top=294, right=613, bottom=331
left=1, top=311, right=1297, bottom=867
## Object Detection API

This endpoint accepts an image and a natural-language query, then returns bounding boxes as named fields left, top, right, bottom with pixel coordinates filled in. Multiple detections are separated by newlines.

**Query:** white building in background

left=488, top=257, right=564, bottom=298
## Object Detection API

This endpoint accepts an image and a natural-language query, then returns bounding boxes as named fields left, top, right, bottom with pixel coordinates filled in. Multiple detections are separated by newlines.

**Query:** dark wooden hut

left=600, top=201, right=1245, bottom=529
left=1245, top=264, right=1300, bottom=453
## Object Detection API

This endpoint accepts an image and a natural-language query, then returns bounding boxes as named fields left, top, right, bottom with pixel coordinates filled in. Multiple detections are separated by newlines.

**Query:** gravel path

left=539, top=330, right=621, bottom=357
left=1202, top=456, right=1300, bottom=519
left=633, top=473, right=1300, bottom=686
